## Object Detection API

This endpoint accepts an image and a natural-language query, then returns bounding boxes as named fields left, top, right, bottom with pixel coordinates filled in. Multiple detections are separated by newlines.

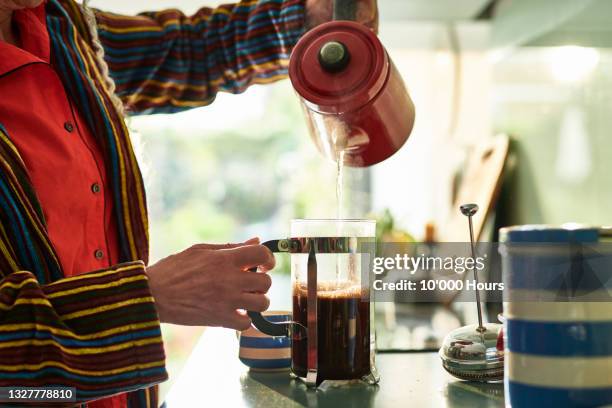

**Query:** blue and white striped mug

left=238, top=311, right=291, bottom=371
left=500, top=225, right=612, bottom=408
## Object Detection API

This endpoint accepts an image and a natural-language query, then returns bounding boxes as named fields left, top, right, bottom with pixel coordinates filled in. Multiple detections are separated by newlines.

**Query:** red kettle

left=289, top=1, right=415, bottom=167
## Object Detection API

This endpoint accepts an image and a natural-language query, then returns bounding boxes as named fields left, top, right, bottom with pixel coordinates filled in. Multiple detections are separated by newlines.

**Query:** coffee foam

left=293, top=281, right=368, bottom=299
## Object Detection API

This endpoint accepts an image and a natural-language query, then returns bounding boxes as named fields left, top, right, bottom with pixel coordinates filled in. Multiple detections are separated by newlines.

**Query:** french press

left=248, top=219, right=379, bottom=387
left=289, top=0, right=415, bottom=167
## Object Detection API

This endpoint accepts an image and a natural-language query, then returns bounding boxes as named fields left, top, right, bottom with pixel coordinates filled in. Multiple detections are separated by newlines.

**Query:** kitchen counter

left=164, top=328, right=504, bottom=407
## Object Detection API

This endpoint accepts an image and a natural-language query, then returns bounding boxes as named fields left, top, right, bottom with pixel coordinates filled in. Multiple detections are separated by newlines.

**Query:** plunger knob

left=318, top=41, right=350, bottom=73
left=460, top=203, right=479, bottom=217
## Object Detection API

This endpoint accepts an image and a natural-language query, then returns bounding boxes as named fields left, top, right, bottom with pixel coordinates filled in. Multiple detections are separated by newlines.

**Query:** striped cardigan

left=0, top=0, right=304, bottom=406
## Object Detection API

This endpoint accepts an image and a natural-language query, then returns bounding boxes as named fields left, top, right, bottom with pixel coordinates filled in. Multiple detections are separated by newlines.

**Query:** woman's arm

left=0, top=262, right=167, bottom=402
left=93, top=0, right=306, bottom=114
left=0, top=240, right=274, bottom=402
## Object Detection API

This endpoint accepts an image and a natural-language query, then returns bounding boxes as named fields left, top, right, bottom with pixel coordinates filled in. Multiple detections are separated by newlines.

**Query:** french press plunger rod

left=461, top=203, right=485, bottom=332
left=438, top=204, right=504, bottom=382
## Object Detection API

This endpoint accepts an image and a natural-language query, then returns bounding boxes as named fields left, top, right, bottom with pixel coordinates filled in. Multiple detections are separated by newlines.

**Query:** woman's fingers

left=240, top=271, right=272, bottom=293
left=305, top=0, right=378, bottom=31
left=192, top=237, right=260, bottom=251
left=228, top=244, right=275, bottom=270
left=236, top=293, right=270, bottom=313
left=225, top=311, right=252, bottom=331
left=357, top=0, right=378, bottom=32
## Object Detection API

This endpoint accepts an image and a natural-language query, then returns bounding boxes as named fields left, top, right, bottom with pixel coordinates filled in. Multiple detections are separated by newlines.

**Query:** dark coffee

left=291, top=284, right=370, bottom=382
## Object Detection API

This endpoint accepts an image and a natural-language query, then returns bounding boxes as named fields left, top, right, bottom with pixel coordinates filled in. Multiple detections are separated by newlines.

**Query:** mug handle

left=247, top=239, right=291, bottom=337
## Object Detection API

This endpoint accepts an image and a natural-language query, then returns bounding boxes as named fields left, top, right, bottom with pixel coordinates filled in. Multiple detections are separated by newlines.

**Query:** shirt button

left=91, top=182, right=101, bottom=194
left=64, top=121, right=74, bottom=132
left=94, top=249, right=104, bottom=260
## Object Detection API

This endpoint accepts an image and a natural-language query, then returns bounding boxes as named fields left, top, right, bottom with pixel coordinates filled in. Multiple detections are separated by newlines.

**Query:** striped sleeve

left=94, top=0, right=306, bottom=114
left=0, top=261, right=167, bottom=402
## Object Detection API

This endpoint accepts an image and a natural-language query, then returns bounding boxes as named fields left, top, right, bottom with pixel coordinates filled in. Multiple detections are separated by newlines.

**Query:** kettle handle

left=247, top=240, right=291, bottom=337
left=333, top=0, right=357, bottom=21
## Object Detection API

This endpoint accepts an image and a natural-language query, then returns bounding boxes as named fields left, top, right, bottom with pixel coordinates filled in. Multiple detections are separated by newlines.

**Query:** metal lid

left=499, top=224, right=599, bottom=243
left=439, top=323, right=504, bottom=382
left=289, top=21, right=388, bottom=114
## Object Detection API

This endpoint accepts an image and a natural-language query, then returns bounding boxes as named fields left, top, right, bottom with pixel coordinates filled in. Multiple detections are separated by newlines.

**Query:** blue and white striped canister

left=500, top=226, right=612, bottom=408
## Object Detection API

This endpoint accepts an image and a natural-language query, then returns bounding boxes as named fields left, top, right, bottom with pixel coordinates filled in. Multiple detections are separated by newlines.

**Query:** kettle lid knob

left=318, top=41, right=350, bottom=73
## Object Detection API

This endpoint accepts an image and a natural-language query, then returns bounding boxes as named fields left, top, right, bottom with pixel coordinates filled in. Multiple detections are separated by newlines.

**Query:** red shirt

left=0, top=5, right=124, bottom=408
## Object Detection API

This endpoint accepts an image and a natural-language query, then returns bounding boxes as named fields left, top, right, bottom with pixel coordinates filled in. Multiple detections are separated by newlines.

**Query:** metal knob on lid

left=460, top=203, right=479, bottom=217
left=318, top=41, right=350, bottom=73
left=289, top=21, right=387, bottom=111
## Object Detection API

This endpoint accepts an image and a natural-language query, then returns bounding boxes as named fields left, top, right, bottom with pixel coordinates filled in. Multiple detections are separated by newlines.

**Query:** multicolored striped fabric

left=95, top=0, right=305, bottom=114
left=0, top=0, right=304, bottom=406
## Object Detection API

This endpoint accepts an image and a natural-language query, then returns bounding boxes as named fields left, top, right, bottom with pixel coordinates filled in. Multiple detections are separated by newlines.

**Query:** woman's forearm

left=0, top=262, right=167, bottom=402
left=92, top=0, right=306, bottom=114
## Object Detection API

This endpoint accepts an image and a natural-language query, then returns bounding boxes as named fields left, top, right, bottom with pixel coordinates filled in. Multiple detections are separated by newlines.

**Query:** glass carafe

left=248, top=219, right=379, bottom=387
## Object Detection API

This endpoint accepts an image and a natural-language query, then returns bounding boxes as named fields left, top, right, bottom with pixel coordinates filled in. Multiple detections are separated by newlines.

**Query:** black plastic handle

left=247, top=240, right=291, bottom=337
left=333, top=0, right=357, bottom=21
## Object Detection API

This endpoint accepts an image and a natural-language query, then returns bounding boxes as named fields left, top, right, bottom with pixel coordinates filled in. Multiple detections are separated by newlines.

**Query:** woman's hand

left=306, top=0, right=378, bottom=32
left=146, top=238, right=275, bottom=330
